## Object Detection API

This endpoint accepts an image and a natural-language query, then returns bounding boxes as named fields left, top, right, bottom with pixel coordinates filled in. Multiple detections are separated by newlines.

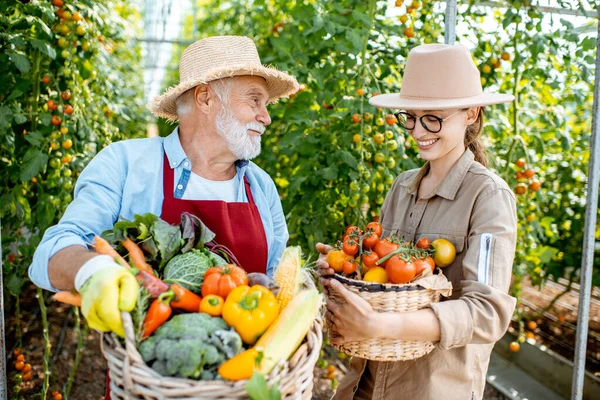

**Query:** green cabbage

left=163, top=249, right=228, bottom=293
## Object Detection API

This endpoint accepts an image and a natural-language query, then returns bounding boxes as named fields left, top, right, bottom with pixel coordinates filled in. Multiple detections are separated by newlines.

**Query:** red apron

left=105, top=153, right=269, bottom=399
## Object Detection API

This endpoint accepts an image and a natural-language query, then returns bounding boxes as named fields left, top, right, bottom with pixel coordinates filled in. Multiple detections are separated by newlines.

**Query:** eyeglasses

left=394, top=109, right=464, bottom=133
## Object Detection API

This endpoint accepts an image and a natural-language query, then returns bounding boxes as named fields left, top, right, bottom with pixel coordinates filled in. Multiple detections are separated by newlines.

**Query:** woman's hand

left=325, top=279, right=381, bottom=344
left=316, top=243, right=333, bottom=294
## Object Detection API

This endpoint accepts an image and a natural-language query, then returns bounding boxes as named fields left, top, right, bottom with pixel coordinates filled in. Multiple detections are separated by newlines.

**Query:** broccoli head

left=138, top=313, right=241, bottom=379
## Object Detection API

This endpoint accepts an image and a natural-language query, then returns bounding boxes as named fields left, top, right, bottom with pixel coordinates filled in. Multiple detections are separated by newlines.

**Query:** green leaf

left=30, top=39, right=56, bottom=59
left=152, top=219, right=183, bottom=268
left=337, top=150, right=358, bottom=168
left=24, top=131, right=44, bottom=146
left=0, top=106, right=12, bottom=129
left=8, top=89, right=24, bottom=101
left=7, top=51, right=31, bottom=74
left=245, top=372, right=281, bottom=400
left=346, top=29, right=364, bottom=53
left=319, top=166, right=338, bottom=180
left=20, top=148, right=48, bottom=181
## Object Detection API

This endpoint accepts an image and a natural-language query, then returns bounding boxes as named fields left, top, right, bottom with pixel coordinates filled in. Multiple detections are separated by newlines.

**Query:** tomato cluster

left=513, top=158, right=541, bottom=195
left=326, top=223, right=457, bottom=285
left=12, top=348, right=32, bottom=383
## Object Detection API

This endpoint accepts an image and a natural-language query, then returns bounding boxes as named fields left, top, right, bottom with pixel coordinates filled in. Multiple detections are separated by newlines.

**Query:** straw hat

left=369, top=43, right=514, bottom=110
left=148, top=36, right=299, bottom=121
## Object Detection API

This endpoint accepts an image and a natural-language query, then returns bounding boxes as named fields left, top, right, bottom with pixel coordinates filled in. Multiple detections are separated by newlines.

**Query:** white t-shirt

left=181, top=171, right=240, bottom=202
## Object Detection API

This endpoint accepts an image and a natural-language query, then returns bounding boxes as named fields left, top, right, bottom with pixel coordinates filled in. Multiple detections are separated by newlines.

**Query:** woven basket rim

left=102, top=311, right=323, bottom=398
left=331, top=272, right=439, bottom=292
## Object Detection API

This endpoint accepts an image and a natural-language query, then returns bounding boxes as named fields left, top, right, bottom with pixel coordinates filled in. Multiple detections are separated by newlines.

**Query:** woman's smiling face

left=403, top=108, right=479, bottom=162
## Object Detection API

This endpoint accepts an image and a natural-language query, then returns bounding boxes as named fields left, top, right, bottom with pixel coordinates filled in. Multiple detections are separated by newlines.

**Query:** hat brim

left=147, top=64, right=299, bottom=121
left=369, top=92, right=515, bottom=110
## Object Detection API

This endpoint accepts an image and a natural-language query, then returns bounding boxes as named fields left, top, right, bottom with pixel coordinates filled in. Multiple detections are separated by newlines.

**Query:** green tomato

left=49, top=158, right=61, bottom=169
left=386, top=157, right=396, bottom=168
left=62, top=168, right=72, bottom=177
left=350, top=181, right=359, bottom=191
left=386, top=140, right=399, bottom=151
left=362, top=184, right=370, bottom=194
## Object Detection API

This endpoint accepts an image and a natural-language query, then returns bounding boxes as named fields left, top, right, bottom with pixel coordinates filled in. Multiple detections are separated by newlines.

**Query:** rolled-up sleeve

left=430, top=187, right=517, bottom=349
left=28, top=144, right=125, bottom=292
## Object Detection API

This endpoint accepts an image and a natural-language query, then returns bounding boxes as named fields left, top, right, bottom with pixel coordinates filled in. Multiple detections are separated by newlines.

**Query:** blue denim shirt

left=29, top=129, right=289, bottom=291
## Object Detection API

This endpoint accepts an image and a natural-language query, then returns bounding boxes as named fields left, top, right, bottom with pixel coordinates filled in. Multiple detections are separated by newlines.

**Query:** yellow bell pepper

left=199, top=295, right=224, bottom=317
left=222, top=285, right=279, bottom=345
left=218, top=348, right=262, bottom=381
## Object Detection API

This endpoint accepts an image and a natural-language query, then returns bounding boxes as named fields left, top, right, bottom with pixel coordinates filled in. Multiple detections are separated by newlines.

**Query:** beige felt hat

left=148, top=36, right=299, bottom=121
left=369, top=43, right=514, bottom=110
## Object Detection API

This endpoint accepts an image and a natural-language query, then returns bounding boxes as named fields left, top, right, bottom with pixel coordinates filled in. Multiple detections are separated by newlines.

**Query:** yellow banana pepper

left=218, top=348, right=262, bottom=381
left=222, top=285, right=279, bottom=345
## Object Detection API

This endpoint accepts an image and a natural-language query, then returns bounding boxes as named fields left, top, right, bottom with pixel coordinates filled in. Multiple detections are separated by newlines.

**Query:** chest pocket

left=415, top=233, right=466, bottom=300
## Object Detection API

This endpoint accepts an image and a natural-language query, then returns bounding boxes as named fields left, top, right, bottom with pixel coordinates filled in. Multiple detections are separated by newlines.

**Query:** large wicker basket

left=326, top=271, right=452, bottom=362
left=102, top=311, right=323, bottom=399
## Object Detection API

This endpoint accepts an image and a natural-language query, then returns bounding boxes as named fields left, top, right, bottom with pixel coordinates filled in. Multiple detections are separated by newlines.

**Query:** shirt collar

left=164, top=127, right=188, bottom=169
left=401, top=149, right=475, bottom=201
left=164, top=127, right=250, bottom=171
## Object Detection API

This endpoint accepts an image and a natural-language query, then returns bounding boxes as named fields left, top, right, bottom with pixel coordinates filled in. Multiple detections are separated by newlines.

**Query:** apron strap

left=163, top=153, right=175, bottom=200
left=243, top=177, right=256, bottom=205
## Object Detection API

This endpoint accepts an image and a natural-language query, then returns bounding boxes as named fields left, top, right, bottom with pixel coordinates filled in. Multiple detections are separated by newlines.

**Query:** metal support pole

left=444, top=0, right=457, bottom=45
left=571, top=7, right=600, bottom=400
left=0, top=217, right=7, bottom=399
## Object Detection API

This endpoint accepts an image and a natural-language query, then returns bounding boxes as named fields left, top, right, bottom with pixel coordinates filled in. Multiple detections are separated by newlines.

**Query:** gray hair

left=176, top=78, right=235, bottom=116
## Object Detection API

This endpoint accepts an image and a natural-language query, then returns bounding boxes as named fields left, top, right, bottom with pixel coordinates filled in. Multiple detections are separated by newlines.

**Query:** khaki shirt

left=333, top=149, right=517, bottom=400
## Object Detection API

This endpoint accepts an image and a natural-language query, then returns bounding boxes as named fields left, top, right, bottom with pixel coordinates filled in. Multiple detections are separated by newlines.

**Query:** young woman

left=317, top=43, right=518, bottom=399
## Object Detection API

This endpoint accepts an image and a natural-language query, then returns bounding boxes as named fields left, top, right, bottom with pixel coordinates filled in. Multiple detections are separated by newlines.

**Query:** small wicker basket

left=326, top=271, right=452, bottom=362
left=102, top=312, right=323, bottom=399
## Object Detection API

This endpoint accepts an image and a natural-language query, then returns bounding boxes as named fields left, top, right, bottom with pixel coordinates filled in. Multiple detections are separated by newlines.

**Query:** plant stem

left=15, top=295, right=22, bottom=349
left=64, top=307, right=86, bottom=400
left=31, top=50, right=41, bottom=132
left=37, top=288, right=50, bottom=400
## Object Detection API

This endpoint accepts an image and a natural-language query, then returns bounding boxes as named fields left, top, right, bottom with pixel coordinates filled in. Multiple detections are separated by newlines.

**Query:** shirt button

left=177, top=184, right=183, bottom=190
left=184, top=162, right=189, bottom=167
left=171, top=161, right=176, bottom=166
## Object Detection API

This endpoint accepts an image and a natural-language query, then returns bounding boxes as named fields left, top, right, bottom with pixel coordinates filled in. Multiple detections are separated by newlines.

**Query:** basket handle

left=121, top=311, right=143, bottom=391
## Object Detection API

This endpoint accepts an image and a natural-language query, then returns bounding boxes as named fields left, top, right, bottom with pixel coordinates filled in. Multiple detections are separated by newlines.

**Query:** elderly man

left=29, top=36, right=298, bottom=338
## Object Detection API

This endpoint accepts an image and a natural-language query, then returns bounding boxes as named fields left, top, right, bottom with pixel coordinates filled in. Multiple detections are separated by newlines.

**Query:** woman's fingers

left=316, top=242, right=333, bottom=254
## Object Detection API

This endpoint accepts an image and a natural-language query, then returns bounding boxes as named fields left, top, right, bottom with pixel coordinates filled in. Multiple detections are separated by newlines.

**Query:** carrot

left=170, top=284, right=202, bottom=313
left=54, top=291, right=82, bottom=307
left=93, top=235, right=128, bottom=267
left=121, top=238, right=155, bottom=276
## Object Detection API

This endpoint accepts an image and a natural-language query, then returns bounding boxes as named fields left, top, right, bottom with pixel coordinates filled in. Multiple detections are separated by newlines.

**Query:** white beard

left=215, top=104, right=265, bottom=160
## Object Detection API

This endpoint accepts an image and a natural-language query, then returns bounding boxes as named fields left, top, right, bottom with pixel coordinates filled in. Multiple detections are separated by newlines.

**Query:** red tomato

left=414, top=258, right=433, bottom=276
left=342, top=260, right=357, bottom=275
left=425, top=256, right=435, bottom=269
left=366, top=222, right=383, bottom=237
left=362, top=233, right=380, bottom=249
left=416, top=237, right=431, bottom=249
left=385, top=255, right=416, bottom=284
left=346, top=225, right=362, bottom=237
left=342, top=238, right=359, bottom=256
left=362, top=251, right=379, bottom=271
left=374, top=239, right=400, bottom=260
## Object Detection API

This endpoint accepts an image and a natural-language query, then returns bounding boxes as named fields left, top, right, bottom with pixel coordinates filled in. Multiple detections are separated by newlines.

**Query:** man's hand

left=79, top=263, right=138, bottom=338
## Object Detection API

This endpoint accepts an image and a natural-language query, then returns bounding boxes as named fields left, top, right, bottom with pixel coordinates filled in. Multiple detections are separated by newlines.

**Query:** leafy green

left=152, top=219, right=183, bottom=269
left=245, top=372, right=281, bottom=400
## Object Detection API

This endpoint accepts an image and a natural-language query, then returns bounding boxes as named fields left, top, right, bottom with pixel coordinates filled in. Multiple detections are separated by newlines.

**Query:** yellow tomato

left=431, top=238, right=456, bottom=268
left=363, top=267, right=388, bottom=283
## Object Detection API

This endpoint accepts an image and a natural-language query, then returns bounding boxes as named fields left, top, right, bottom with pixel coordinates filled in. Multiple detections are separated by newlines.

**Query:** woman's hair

left=464, top=107, right=487, bottom=167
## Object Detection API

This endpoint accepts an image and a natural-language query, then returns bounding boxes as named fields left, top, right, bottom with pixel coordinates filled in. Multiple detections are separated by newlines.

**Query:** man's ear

left=465, top=107, right=480, bottom=126
left=194, top=84, right=211, bottom=113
